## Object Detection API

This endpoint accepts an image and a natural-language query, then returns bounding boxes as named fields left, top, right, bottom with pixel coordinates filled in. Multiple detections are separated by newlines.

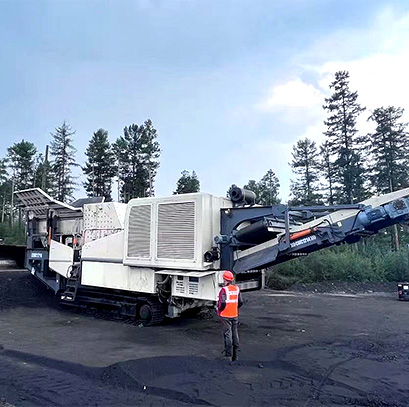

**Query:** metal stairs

left=61, top=276, right=80, bottom=302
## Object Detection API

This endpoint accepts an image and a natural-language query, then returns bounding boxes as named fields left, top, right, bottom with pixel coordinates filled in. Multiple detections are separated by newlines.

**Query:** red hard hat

left=223, top=270, right=234, bottom=281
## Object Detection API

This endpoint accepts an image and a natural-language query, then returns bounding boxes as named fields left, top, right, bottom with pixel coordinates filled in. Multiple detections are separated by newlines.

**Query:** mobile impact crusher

left=15, top=186, right=409, bottom=324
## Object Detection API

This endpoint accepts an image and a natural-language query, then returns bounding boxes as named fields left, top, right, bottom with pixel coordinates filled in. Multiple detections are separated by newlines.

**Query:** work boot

left=232, top=347, right=239, bottom=362
left=221, top=350, right=232, bottom=361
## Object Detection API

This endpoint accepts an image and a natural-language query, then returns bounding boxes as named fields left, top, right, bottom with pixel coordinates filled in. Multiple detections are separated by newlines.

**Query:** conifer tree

left=323, top=71, right=366, bottom=203
left=0, top=159, right=10, bottom=223
left=83, top=129, right=116, bottom=200
left=257, top=169, right=280, bottom=205
left=367, top=106, right=409, bottom=194
left=114, top=120, right=160, bottom=203
left=0, top=159, right=7, bottom=184
left=241, top=171, right=280, bottom=205
left=319, top=141, right=335, bottom=205
left=289, top=138, right=321, bottom=205
left=33, top=153, right=46, bottom=189
left=140, top=119, right=161, bottom=196
left=6, top=140, right=37, bottom=191
left=173, top=170, right=200, bottom=194
left=50, top=121, right=78, bottom=202
left=367, top=106, right=409, bottom=251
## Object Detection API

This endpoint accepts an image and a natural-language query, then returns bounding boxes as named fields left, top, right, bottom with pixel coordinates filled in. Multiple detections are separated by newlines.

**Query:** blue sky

left=1, top=0, right=409, bottom=201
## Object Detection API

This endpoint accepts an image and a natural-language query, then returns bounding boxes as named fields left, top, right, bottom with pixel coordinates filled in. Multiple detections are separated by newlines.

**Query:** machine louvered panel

left=127, top=205, right=152, bottom=258
left=157, top=202, right=195, bottom=260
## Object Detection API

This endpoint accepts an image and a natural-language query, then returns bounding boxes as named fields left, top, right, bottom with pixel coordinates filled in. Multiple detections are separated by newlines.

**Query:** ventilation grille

left=157, top=202, right=195, bottom=260
left=127, top=205, right=151, bottom=258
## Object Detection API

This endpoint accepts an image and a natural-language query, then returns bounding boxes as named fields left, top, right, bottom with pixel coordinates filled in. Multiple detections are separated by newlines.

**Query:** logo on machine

left=290, top=235, right=317, bottom=248
left=31, top=252, right=43, bottom=259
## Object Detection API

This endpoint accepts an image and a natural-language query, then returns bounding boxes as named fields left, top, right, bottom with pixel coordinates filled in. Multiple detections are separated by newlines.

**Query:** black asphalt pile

left=0, top=270, right=55, bottom=310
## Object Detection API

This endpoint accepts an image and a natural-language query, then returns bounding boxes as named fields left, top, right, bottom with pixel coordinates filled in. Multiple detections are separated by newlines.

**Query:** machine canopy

left=15, top=188, right=83, bottom=219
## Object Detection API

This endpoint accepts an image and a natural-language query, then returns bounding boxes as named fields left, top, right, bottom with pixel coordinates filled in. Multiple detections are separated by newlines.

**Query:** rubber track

left=60, top=288, right=166, bottom=326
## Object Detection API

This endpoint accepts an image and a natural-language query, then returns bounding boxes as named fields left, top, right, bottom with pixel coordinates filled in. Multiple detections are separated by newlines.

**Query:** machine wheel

left=138, top=301, right=166, bottom=326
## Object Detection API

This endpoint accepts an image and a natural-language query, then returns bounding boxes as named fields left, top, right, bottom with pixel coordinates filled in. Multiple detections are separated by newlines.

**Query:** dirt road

left=1, top=269, right=408, bottom=406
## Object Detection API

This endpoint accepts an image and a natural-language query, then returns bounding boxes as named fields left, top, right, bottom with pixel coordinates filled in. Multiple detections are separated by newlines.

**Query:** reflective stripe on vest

left=220, top=285, right=240, bottom=318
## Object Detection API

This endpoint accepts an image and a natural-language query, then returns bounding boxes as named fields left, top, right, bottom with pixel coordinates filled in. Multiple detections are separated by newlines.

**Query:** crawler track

left=60, top=286, right=166, bottom=326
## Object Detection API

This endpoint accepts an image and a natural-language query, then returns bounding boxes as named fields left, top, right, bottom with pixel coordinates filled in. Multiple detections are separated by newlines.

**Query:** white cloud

left=319, top=51, right=409, bottom=114
left=253, top=7, right=409, bottom=201
left=258, top=78, right=325, bottom=111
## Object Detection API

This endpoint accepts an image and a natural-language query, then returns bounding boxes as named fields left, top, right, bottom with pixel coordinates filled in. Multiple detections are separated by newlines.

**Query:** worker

left=218, top=270, right=243, bottom=361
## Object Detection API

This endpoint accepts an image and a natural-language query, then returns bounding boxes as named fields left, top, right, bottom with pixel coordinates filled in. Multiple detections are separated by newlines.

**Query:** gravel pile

left=0, top=270, right=55, bottom=310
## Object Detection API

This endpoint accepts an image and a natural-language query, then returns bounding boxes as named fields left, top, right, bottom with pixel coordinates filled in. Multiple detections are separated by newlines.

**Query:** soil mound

left=0, top=270, right=56, bottom=310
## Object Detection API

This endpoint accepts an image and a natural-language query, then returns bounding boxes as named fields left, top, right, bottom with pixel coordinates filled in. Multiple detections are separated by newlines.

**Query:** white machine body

left=78, top=193, right=232, bottom=302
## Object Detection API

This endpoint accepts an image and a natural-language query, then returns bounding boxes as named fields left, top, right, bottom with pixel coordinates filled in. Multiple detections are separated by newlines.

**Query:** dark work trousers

left=221, top=317, right=239, bottom=356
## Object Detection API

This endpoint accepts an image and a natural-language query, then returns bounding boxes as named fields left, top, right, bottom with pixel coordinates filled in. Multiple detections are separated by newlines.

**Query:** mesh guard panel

left=127, top=205, right=151, bottom=258
left=157, top=202, right=195, bottom=260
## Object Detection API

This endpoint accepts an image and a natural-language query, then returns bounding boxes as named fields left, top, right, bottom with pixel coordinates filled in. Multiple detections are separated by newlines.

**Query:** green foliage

left=7, top=140, right=37, bottom=191
left=266, top=239, right=409, bottom=289
left=173, top=170, right=200, bottom=194
left=33, top=153, right=50, bottom=192
left=319, top=141, right=335, bottom=205
left=243, top=169, right=280, bottom=205
left=83, top=129, right=117, bottom=200
left=258, top=170, right=280, bottom=205
left=0, top=180, right=12, bottom=223
left=114, top=120, right=160, bottom=203
left=289, top=138, right=322, bottom=205
left=367, top=106, right=409, bottom=194
left=0, top=222, right=25, bottom=245
left=323, top=70, right=367, bottom=204
left=50, top=121, right=78, bottom=202
left=0, top=159, right=7, bottom=184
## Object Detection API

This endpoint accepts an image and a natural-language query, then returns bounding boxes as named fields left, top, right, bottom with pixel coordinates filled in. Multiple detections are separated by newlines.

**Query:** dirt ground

left=1, top=269, right=409, bottom=407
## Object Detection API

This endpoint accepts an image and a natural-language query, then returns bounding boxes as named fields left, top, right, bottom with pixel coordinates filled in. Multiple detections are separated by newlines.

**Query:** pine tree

left=367, top=106, right=409, bottom=251
left=7, top=140, right=37, bottom=191
left=50, top=121, right=78, bottom=202
left=323, top=71, right=366, bottom=204
left=241, top=172, right=280, bottom=205
left=0, top=182, right=11, bottom=222
left=319, top=141, right=335, bottom=205
left=114, top=120, right=160, bottom=203
left=83, top=129, right=116, bottom=200
left=289, top=138, right=322, bottom=205
left=173, top=170, right=200, bottom=194
left=140, top=119, right=160, bottom=197
left=367, top=106, right=409, bottom=194
left=33, top=154, right=45, bottom=189
left=0, top=159, right=10, bottom=223
left=0, top=159, right=7, bottom=184
left=257, top=169, right=280, bottom=205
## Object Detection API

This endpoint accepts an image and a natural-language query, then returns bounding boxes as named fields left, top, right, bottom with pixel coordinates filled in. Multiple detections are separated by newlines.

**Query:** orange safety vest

left=219, top=285, right=240, bottom=318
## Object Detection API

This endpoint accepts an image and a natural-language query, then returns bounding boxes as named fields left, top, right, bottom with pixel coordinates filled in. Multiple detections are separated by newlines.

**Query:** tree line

left=0, top=119, right=201, bottom=226
left=289, top=71, right=409, bottom=207
left=234, top=71, right=408, bottom=209
left=1, top=70, right=408, bottom=249
left=232, top=70, right=408, bottom=250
